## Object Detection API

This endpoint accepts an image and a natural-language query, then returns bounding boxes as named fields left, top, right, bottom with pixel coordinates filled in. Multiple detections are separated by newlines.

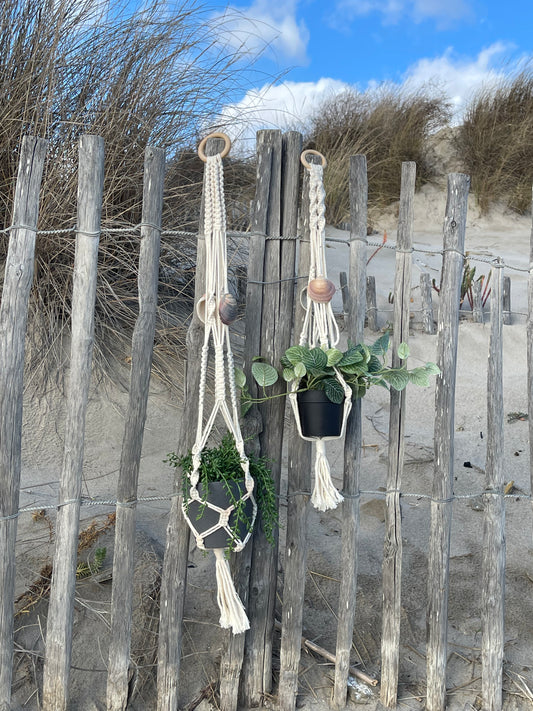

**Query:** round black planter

left=186, top=479, right=254, bottom=549
left=297, top=389, right=344, bottom=438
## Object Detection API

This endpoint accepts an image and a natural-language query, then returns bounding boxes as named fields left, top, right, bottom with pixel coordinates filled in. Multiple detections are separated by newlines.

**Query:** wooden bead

left=307, top=277, right=335, bottom=303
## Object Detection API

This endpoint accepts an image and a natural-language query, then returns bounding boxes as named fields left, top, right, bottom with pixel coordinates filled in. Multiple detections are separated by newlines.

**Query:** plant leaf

left=280, top=354, right=292, bottom=369
left=424, top=362, right=441, bottom=376
left=338, top=349, right=363, bottom=367
left=370, top=332, right=390, bottom=356
left=252, top=362, right=278, bottom=387
left=294, top=361, right=307, bottom=378
left=380, top=368, right=409, bottom=391
left=397, top=342, right=410, bottom=360
left=326, top=348, right=343, bottom=366
left=408, top=367, right=430, bottom=387
left=339, top=362, right=366, bottom=375
left=234, top=367, right=246, bottom=389
left=367, top=355, right=383, bottom=373
left=324, top=378, right=345, bottom=404
left=285, top=345, right=308, bottom=366
left=301, top=347, right=328, bottom=372
left=282, top=367, right=296, bottom=382
left=241, top=400, right=253, bottom=417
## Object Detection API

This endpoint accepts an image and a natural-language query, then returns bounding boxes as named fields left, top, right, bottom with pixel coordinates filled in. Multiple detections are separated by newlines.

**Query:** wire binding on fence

left=3, top=486, right=531, bottom=523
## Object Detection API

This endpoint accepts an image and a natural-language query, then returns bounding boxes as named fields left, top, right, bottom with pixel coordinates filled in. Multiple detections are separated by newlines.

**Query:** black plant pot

left=297, top=390, right=344, bottom=438
left=186, top=479, right=254, bottom=549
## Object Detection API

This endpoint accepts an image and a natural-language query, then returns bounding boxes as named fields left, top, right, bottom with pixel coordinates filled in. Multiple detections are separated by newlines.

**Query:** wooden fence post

left=339, top=270, right=349, bottom=314
left=472, top=278, right=483, bottom=323
left=107, top=146, right=165, bottom=710
left=481, top=260, right=505, bottom=711
left=278, top=138, right=312, bottom=711
left=42, top=134, right=105, bottom=711
left=0, top=136, right=47, bottom=710
left=381, top=161, right=416, bottom=708
left=426, top=173, right=470, bottom=711
left=529, top=187, right=533, bottom=597
left=503, top=275, right=511, bottom=325
left=219, top=133, right=271, bottom=711
left=333, top=155, right=368, bottom=708
left=420, top=272, right=436, bottom=334
left=241, top=129, right=292, bottom=706
left=156, top=136, right=224, bottom=709
left=366, top=275, right=379, bottom=331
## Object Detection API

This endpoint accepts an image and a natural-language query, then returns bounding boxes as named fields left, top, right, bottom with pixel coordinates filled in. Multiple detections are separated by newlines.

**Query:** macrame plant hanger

left=289, top=150, right=352, bottom=512
left=183, top=133, right=257, bottom=634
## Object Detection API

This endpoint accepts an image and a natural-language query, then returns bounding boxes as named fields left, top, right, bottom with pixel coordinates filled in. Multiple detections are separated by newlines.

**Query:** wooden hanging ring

left=300, top=149, right=327, bottom=170
left=198, top=132, right=231, bottom=162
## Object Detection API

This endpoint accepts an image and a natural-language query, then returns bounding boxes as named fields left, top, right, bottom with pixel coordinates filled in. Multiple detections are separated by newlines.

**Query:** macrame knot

left=218, top=510, right=231, bottom=527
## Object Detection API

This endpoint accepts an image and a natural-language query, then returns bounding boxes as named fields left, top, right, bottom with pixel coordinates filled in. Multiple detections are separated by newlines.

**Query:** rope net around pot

left=288, top=150, right=352, bottom=512
left=182, top=133, right=257, bottom=634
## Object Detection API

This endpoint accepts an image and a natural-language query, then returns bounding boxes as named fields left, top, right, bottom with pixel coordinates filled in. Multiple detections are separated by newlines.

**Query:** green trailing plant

left=166, top=434, right=278, bottom=550
left=237, top=332, right=439, bottom=411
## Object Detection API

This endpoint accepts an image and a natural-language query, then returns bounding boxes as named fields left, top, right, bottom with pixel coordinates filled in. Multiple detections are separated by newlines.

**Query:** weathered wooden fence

left=0, top=130, right=529, bottom=711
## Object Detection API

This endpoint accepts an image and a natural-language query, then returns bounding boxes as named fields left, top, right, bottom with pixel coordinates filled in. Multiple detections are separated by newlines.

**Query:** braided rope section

left=289, top=162, right=352, bottom=512
left=182, top=152, right=256, bottom=634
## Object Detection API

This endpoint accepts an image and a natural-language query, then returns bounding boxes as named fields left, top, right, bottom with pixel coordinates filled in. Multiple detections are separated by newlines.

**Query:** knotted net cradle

left=182, top=134, right=257, bottom=634
left=288, top=150, right=352, bottom=512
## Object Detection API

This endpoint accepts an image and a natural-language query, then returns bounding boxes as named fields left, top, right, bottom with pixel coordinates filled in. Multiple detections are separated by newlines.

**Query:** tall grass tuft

left=0, top=0, right=255, bottom=389
left=456, top=70, right=533, bottom=214
left=305, top=86, right=450, bottom=227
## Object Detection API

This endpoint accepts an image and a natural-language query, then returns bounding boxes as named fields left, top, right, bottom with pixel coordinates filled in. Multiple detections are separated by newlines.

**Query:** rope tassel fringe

left=214, top=548, right=250, bottom=634
left=311, top=440, right=344, bottom=512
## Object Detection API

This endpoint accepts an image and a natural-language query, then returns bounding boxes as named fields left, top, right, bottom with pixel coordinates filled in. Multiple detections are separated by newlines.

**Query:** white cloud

left=214, top=42, right=522, bottom=152
left=214, top=1, right=309, bottom=64
left=214, top=78, right=351, bottom=151
left=332, top=0, right=471, bottom=26
left=402, top=42, right=515, bottom=118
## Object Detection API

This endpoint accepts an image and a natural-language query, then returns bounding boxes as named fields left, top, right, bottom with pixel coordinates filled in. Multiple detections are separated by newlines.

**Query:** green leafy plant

left=166, top=434, right=278, bottom=550
left=238, top=332, right=439, bottom=410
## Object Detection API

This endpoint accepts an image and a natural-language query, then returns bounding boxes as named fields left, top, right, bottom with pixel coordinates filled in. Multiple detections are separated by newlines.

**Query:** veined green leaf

left=285, top=345, right=308, bottom=365
left=367, top=355, right=383, bottom=373
left=424, top=362, right=441, bottom=376
left=397, top=342, right=410, bottom=360
left=252, top=362, right=278, bottom=387
left=408, top=367, right=430, bottom=387
left=280, top=354, right=292, bottom=369
left=282, top=367, right=296, bottom=382
left=241, top=400, right=253, bottom=417
left=326, top=348, right=343, bottom=366
left=338, top=349, right=364, bottom=367
left=370, top=332, right=390, bottom=356
left=380, top=368, right=409, bottom=391
left=301, top=347, right=328, bottom=371
left=324, top=378, right=345, bottom=404
left=234, top=367, right=246, bottom=389
left=339, top=362, right=366, bottom=375
left=294, top=361, right=307, bottom=378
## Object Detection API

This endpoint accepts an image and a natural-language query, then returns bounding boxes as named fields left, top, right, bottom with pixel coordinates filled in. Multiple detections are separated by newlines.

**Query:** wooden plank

left=107, top=146, right=165, bottom=710
left=241, top=129, right=285, bottom=707
left=0, top=136, right=47, bottom=709
left=156, top=136, right=224, bottom=709
left=219, top=130, right=279, bottom=711
left=339, top=270, right=349, bottom=314
left=42, top=135, right=105, bottom=711
left=426, top=173, right=470, bottom=711
left=333, top=154, right=368, bottom=708
left=380, top=162, right=416, bottom=708
left=481, top=261, right=505, bottom=711
left=503, top=275, right=511, bottom=325
left=472, top=278, right=483, bottom=323
left=366, top=275, right=379, bottom=331
left=420, top=272, right=436, bottom=333
left=278, top=134, right=312, bottom=711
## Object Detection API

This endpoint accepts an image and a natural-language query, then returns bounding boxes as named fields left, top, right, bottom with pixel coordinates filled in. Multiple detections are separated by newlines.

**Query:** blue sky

left=209, top=0, right=532, bottom=146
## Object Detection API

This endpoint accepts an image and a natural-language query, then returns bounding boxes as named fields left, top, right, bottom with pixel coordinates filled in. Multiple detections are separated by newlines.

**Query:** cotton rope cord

left=289, top=159, right=352, bottom=512
left=182, top=147, right=256, bottom=635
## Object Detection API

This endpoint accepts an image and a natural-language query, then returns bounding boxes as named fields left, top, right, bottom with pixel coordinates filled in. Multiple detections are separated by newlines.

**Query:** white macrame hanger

left=183, top=133, right=257, bottom=634
left=288, top=149, right=352, bottom=512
